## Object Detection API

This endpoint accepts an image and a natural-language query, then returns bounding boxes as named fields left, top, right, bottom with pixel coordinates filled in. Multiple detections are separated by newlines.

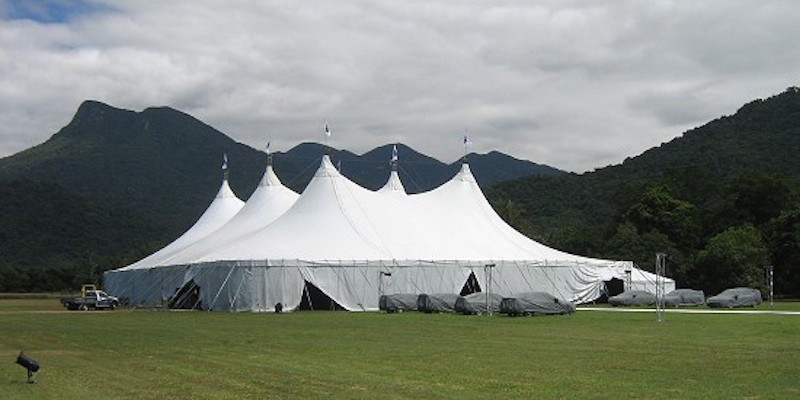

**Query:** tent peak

left=457, top=163, right=475, bottom=182
left=389, top=144, right=399, bottom=172
left=221, top=153, right=230, bottom=181
left=215, top=177, right=239, bottom=199
left=379, top=169, right=406, bottom=194
left=259, top=164, right=283, bottom=187
left=316, top=154, right=342, bottom=178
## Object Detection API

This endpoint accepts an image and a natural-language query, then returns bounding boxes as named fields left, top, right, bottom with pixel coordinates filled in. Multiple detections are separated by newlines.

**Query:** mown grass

left=1, top=299, right=798, bottom=399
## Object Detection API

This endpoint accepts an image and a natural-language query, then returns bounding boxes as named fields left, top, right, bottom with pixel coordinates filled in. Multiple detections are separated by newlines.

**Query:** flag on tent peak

left=222, top=153, right=228, bottom=170
left=324, top=123, right=331, bottom=138
left=391, top=144, right=398, bottom=163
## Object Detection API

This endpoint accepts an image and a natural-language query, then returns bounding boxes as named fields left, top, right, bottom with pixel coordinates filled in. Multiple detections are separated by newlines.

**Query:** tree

left=622, top=185, right=700, bottom=249
left=491, top=198, right=543, bottom=242
left=717, top=173, right=798, bottom=229
left=764, top=206, right=800, bottom=297
left=693, top=225, right=769, bottom=295
left=602, top=222, right=687, bottom=281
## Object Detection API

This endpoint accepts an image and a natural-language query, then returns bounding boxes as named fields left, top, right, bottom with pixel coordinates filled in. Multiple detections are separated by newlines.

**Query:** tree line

left=490, top=169, right=799, bottom=297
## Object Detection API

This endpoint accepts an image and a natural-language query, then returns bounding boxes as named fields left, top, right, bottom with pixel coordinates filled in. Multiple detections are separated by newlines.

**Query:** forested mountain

left=2, top=88, right=798, bottom=296
left=0, top=100, right=557, bottom=291
left=488, top=87, right=800, bottom=296
left=0, top=180, right=162, bottom=291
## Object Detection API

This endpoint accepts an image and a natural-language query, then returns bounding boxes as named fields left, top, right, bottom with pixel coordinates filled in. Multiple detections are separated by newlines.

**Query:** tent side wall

left=625, top=267, right=677, bottom=294
left=472, top=262, right=616, bottom=304
left=103, top=264, right=305, bottom=312
left=299, top=262, right=473, bottom=311
left=104, top=260, right=675, bottom=311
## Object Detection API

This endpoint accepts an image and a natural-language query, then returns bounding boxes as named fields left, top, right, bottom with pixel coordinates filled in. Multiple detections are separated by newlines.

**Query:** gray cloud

left=1, top=0, right=798, bottom=172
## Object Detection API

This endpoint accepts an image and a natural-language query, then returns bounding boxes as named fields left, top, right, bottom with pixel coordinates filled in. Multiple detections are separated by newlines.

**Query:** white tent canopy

left=118, top=170, right=245, bottom=272
left=105, top=156, right=299, bottom=306
left=105, top=152, right=673, bottom=311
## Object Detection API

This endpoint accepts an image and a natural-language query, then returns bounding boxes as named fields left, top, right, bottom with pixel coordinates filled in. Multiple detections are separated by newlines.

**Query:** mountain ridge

left=0, top=100, right=560, bottom=285
left=4, top=89, right=797, bottom=294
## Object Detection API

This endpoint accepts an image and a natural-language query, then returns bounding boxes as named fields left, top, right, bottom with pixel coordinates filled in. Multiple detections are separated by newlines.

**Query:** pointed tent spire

left=315, top=154, right=342, bottom=178
left=462, top=132, right=472, bottom=164
left=324, top=123, right=332, bottom=155
left=222, top=153, right=229, bottom=181
left=389, top=144, right=398, bottom=171
left=258, top=142, right=284, bottom=187
left=380, top=144, right=406, bottom=194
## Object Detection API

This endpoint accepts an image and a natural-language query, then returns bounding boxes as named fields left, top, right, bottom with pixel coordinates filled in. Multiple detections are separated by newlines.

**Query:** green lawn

left=1, top=299, right=798, bottom=399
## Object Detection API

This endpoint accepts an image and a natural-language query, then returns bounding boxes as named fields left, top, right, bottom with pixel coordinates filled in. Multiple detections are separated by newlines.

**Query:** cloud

left=1, top=0, right=798, bottom=172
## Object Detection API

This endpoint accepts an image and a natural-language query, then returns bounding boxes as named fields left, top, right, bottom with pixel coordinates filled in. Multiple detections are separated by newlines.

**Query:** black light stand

left=15, top=351, right=40, bottom=383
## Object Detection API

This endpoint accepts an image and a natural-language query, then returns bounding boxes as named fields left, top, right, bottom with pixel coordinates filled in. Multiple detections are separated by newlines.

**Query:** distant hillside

left=0, top=101, right=267, bottom=241
left=0, top=179, right=163, bottom=291
left=0, top=100, right=558, bottom=289
left=488, top=88, right=800, bottom=296
left=489, top=87, right=800, bottom=236
left=277, top=143, right=562, bottom=194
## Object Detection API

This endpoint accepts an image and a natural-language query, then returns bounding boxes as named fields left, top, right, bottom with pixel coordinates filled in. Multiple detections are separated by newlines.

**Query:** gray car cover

left=378, top=294, right=419, bottom=312
left=454, top=292, right=504, bottom=314
left=706, top=287, right=762, bottom=308
left=417, top=293, right=462, bottom=313
left=608, top=290, right=656, bottom=306
left=499, top=292, right=576, bottom=315
left=664, top=289, right=705, bottom=307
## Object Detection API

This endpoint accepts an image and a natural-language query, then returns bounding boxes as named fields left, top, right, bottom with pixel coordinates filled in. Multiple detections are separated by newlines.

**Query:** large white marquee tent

left=104, top=150, right=673, bottom=311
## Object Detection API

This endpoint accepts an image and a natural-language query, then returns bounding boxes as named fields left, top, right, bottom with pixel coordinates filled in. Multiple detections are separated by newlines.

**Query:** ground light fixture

left=15, top=351, right=39, bottom=383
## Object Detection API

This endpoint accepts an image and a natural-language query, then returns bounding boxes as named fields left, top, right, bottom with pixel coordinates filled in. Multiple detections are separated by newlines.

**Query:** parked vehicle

left=60, top=284, right=119, bottom=310
left=706, top=287, right=762, bottom=308
left=608, top=290, right=656, bottom=306
left=663, top=289, right=705, bottom=307
left=499, top=292, right=575, bottom=316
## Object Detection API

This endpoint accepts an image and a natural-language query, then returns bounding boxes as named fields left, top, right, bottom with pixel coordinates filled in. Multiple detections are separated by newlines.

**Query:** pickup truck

left=60, top=289, right=120, bottom=310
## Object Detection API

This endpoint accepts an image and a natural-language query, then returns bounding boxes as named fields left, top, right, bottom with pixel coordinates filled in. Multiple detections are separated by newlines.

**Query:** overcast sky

left=0, top=0, right=797, bottom=172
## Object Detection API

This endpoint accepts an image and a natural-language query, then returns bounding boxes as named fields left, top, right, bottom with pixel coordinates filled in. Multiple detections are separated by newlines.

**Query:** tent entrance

left=599, top=278, right=625, bottom=303
left=460, top=271, right=481, bottom=296
left=168, top=279, right=203, bottom=310
left=298, top=281, right=345, bottom=311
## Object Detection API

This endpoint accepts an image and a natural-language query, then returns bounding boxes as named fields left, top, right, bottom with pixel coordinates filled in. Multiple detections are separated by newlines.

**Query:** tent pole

left=655, top=253, right=667, bottom=323
left=304, top=281, right=314, bottom=311
left=765, top=265, right=774, bottom=308
left=484, top=263, right=495, bottom=315
left=210, top=265, right=236, bottom=312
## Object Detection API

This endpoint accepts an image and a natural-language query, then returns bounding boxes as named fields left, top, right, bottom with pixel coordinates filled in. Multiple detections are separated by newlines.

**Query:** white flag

left=222, top=153, right=228, bottom=170
left=266, top=141, right=271, bottom=155
left=463, top=135, right=472, bottom=146
left=391, top=144, right=398, bottom=162
left=324, top=123, right=331, bottom=138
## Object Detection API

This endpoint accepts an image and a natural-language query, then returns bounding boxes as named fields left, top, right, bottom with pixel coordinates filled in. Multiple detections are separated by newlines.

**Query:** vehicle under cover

left=499, top=292, right=576, bottom=316
left=706, top=287, right=762, bottom=308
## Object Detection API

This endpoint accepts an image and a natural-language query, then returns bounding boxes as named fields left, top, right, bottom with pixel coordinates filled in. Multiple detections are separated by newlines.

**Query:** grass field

left=1, top=299, right=799, bottom=399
